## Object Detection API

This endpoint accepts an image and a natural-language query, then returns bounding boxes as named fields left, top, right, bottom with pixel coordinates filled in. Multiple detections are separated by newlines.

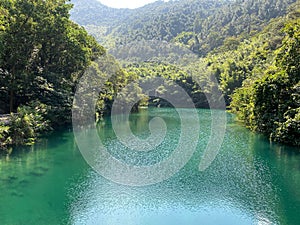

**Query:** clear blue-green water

left=0, top=108, right=299, bottom=225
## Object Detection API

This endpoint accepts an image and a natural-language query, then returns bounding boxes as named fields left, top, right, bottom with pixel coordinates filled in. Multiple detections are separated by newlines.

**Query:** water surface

left=0, top=108, right=299, bottom=225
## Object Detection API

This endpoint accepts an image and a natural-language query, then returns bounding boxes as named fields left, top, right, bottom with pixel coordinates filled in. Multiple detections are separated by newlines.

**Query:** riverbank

left=1, top=104, right=300, bottom=154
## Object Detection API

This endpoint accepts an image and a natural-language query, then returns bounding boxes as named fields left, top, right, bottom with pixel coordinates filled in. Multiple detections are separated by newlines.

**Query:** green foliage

left=72, top=0, right=297, bottom=55
left=230, top=16, right=300, bottom=146
left=272, top=107, right=300, bottom=146
left=124, top=62, right=210, bottom=108
left=0, top=0, right=111, bottom=151
left=0, top=124, right=10, bottom=150
left=275, top=19, right=300, bottom=82
left=253, top=70, right=291, bottom=134
left=172, top=32, right=195, bottom=46
left=72, top=0, right=300, bottom=147
left=0, top=0, right=105, bottom=115
left=230, top=86, right=255, bottom=126
left=1, top=0, right=299, bottom=149
left=8, top=101, right=51, bottom=146
left=204, top=35, right=271, bottom=104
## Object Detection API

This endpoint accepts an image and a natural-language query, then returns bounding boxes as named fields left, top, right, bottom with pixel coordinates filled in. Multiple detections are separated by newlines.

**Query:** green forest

left=0, top=0, right=300, bottom=151
left=0, top=0, right=106, bottom=148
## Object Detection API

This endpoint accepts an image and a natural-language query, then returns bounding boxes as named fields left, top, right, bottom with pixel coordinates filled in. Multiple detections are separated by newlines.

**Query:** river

left=0, top=108, right=299, bottom=225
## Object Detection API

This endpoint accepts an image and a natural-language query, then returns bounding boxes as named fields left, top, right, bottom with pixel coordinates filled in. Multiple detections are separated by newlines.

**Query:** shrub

left=8, top=102, right=51, bottom=146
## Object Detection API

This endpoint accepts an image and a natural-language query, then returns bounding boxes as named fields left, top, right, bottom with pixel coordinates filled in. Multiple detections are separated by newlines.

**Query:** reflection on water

left=0, top=108, right=299, bottom=225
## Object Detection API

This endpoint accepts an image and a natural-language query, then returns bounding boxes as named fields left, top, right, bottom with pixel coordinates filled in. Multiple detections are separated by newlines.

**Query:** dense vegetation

left=230, top=18, right=300, bottom=146
left=0, top=0, right=131, bottom=150
left=193, top=2, right=300, bottom=146
left=71, top=0, right=300, bottom=147
left=0, top=0, right=299, bottom=150
left=0, top=0, right=104, bottom=114
left=71, top=0, right=296, bottom=55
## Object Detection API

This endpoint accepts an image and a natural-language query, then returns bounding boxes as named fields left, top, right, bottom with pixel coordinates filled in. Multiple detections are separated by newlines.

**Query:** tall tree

left=0, top=0, right=104, bottom=116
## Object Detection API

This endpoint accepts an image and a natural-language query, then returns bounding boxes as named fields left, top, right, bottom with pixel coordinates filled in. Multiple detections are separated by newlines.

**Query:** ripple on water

left=67, top=109, right=280, bottom=224
left=1, top=108, right=299, bottom=225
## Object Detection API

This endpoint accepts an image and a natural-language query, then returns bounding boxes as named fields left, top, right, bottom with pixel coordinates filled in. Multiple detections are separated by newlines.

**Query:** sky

left=98, top=0, right=162, bottom=9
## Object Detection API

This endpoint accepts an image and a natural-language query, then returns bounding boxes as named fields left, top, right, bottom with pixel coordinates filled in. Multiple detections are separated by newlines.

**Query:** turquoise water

left=0, top=108, right=299, bottom=225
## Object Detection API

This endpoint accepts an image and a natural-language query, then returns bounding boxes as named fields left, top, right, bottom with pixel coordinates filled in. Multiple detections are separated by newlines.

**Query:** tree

left=0, top=0, right=104, bottom=120
left=230, top=17, right=300, bottom=146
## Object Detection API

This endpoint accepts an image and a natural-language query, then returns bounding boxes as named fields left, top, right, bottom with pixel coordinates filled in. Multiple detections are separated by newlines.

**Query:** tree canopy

left=0, top=0, right=104, bottom=116
left=1, top=0, right=300, bottom=149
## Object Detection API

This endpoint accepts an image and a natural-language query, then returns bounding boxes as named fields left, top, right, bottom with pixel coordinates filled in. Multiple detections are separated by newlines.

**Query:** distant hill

left=70, top=0, right=296, bottom=55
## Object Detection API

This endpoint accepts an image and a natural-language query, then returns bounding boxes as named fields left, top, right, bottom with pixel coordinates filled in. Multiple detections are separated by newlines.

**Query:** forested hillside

left=71, top=0, right=296, bottom=55
left=71, top=0, right=300, bottom=147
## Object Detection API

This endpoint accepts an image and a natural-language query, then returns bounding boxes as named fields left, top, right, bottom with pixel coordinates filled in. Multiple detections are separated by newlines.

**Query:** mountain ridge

left=71, top=0, right=296, bottom=55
